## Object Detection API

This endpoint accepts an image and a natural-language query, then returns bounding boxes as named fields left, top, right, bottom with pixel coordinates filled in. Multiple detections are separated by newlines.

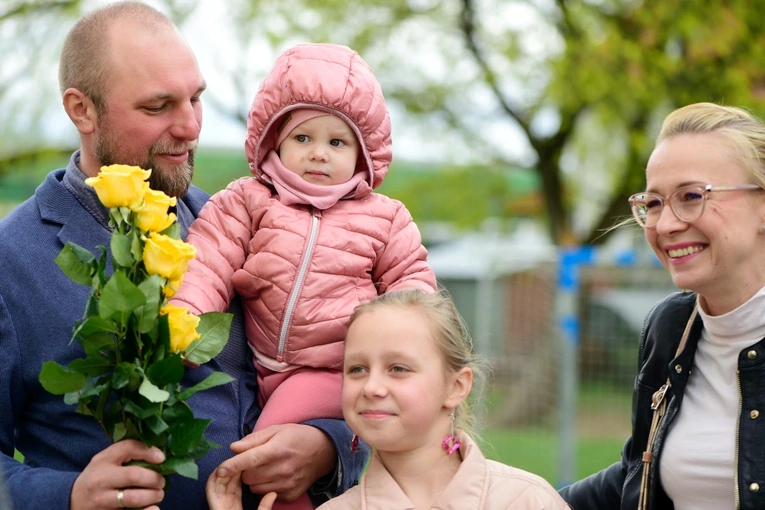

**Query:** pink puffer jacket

left=173, top=44, right=437, bottom=370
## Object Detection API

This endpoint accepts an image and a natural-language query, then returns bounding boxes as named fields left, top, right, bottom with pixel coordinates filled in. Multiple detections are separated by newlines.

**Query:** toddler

left=174, top=43, right=437, bottom=508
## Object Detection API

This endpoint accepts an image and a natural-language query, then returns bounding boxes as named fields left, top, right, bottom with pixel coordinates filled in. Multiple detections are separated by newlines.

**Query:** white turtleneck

left=660, top=285, right=765, bottom=509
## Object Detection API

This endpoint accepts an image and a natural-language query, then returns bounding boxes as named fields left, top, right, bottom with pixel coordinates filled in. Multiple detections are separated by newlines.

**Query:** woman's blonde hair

left=657, top=102, right=765, bottom=187
left=349, top=289, right=487, bottom=439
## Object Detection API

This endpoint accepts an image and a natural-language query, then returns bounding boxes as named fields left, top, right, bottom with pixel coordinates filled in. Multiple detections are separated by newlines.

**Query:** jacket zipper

left=735, top=369, right=742, bottom=510
left=277, top=211, right=320, bottom=359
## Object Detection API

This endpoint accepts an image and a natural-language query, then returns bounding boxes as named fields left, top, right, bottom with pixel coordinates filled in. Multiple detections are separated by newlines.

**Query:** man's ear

left=62, top=88, right=97, bottom=135
left=444, top=367, right=473, bottom=409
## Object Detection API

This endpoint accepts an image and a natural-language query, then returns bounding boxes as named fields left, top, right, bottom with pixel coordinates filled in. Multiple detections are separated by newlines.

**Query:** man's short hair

left=58, top=1, right=175, bottom=113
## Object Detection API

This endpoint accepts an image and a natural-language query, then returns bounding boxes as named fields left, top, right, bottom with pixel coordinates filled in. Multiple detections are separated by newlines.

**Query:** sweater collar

left=60, top=150, right=195, bottom=237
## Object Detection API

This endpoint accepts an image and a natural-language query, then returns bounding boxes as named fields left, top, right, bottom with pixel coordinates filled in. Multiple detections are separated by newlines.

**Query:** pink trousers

left=253, top=365, right=344, bottom=510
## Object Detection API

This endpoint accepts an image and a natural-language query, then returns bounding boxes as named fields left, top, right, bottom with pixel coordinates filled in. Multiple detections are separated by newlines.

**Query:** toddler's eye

left=295, top=134, right=308, bottom=143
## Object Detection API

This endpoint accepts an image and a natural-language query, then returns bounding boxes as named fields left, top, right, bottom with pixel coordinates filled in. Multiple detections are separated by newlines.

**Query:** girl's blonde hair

left=657, top=102, right=765, bottom=187
left=349, top=289, right=487, bottom=439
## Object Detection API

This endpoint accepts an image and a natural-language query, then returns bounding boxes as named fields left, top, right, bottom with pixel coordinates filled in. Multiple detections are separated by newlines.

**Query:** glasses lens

left=671, top=186, right=705, bottom=222
left=630, top=194, right=662, bottom=227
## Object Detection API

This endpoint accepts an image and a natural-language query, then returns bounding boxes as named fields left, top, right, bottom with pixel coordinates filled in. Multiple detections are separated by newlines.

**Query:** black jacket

left=560, top=291, right=765, bottom=509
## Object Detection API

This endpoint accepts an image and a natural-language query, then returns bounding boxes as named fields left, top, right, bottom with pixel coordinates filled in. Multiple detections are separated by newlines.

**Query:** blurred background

left=4, top=0, right=762, bottom=488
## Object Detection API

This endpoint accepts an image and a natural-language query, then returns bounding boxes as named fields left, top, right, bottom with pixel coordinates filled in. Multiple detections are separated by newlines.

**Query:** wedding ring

left=117, top=489, right=126, bottom=508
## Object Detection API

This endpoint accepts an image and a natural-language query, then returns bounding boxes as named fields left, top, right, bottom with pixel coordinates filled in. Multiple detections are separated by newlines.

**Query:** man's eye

left=144, top=105, right=166, bottom=113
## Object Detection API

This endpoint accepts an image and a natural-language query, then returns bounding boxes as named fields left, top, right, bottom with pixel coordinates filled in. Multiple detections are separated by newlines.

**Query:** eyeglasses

left=628, top=184, right=762, bottom=228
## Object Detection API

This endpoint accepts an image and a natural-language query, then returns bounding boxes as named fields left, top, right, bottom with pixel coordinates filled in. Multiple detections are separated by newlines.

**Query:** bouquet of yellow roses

left=38, top=164, right=233, bottom=482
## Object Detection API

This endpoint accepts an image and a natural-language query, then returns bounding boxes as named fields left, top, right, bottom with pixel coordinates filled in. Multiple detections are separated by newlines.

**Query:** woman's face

left=644, top=133, right=765, bottom=315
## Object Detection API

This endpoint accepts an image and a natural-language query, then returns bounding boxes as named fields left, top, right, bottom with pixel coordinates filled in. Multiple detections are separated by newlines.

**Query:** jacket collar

left=360, top=431, right=487, bottom=509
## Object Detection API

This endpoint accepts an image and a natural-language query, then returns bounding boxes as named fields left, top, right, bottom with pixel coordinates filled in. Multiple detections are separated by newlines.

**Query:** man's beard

left=95, top=124, right=196, bottom=198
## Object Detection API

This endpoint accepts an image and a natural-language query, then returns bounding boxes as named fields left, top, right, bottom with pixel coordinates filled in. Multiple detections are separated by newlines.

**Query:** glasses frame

left=628, top=184, right=762, bottom=228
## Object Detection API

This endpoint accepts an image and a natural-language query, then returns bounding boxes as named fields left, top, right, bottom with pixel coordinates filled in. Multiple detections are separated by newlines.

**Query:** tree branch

left=0, top=0, right=79, bottom=23
left=458, top=0, right=531, bottom=137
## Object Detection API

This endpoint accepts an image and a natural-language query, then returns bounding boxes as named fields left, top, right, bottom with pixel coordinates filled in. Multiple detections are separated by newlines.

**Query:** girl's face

left=278, top=115, right=359, bottom=186
left=342, top=306, right=470, bottom=455
left=644, top=133, right=765, bottom=315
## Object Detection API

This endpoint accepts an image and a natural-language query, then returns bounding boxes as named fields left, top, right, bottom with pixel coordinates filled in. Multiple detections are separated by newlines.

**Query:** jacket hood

left=245, top=43, right=392, bottom=195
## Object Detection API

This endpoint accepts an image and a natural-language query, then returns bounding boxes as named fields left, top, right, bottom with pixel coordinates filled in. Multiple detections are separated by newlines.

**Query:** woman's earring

left=441, top=410, right=461, bottom=455
left=351, top=434, right=359, bottom=453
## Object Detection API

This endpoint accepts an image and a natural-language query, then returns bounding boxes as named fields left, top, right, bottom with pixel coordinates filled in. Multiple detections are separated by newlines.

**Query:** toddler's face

left=278, top=115, right=360, bottom=186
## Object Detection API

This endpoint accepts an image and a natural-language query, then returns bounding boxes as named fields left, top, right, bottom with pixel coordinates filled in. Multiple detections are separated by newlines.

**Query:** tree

left=6, top=0, right=765, bottom=245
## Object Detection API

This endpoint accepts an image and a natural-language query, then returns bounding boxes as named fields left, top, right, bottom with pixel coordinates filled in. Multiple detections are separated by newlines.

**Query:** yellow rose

left=142, top=232, right=196, bottom=281
left=160, top=304, right=200, bottom=352
left=135, top=189, right=177, bottom=232
left=85, top=164, right=151, bottom=210
left=162, top=276, right=184, bottom=298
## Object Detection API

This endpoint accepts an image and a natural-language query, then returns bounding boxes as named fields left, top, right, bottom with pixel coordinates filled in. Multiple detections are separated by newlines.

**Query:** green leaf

left=131, top=232, right=144, bottom=262
left=80, top=334, right=115, bottom=357
left=162, top=401, right=194, bottom=424
left=162, top=222, right=181, bottom=240
left=184, top=312, right=233, bottom=365
left=55, top=243, right=96, bottom=286
left=113, top=422, right=127, bottom=442
left=145, top=415, right=169, bottom=436
left=122, top=399, right=160, bottom=420
left=96, top=247, right=108, bottom=288
left=99, top=271, right=146, bottom=322
left=70, top=356, right=111, bottom=377
left=169, top=418, right=211, bottom=457
left=161, top=456, right=198, bottom=479
left=111, top=232, right=134, bottom=268
left=73, top=316, right=118, bottom=354
left=112, top=362, right=141, bottom=390
left=177, top=371, right=235, bottom=401
left=39, top=361, right=86, bottom=395
left=136, top=275, right=163, bottom=334
left=139, top=377, right=170, bottom=403
left=146, top=354, right=184, bottom=387
left=64, top=391, right=80, bottom=406
left=118, top=206, right=131, bottom=224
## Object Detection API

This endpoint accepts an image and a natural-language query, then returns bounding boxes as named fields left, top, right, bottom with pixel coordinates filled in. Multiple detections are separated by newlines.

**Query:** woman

left=560, top=102, right=765, bottom=509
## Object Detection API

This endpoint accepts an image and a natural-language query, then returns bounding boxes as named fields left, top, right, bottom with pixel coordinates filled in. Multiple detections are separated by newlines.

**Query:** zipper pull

left=651, top=383, right=670, bottom=410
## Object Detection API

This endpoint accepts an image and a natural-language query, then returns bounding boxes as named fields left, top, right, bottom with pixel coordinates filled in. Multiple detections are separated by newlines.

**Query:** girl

left=174, top=43, right=436, bottom=509
left=209, top=290, right=569, bottom=510
left=322, top=290, right=568, bottom=509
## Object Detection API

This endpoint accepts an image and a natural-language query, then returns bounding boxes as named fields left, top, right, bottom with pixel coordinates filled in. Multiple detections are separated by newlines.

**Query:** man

left=0, top=3, right=366, bottom=509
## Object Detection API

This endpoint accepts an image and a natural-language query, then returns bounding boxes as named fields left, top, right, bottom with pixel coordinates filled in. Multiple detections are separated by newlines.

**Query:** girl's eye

left=347, top=366, right=365, bottom=375
left=296, top=134, right=308, bottom=143
left=391, top=365, right=408, bottom=373
left=330, top=139, right=345, bottom=147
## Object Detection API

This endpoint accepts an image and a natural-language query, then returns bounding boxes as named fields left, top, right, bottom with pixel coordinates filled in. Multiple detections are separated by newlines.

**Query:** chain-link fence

left=437, top=247, right=676, bottom=486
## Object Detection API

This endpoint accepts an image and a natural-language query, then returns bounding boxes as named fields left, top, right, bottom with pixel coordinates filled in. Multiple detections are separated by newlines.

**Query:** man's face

left=93, top=23, right=206, bottom=198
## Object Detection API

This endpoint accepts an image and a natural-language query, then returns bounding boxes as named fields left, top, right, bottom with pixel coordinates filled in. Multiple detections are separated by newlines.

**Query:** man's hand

left=214, top=424, right=335, bottom=502
left=70, top=440, right=166, bottom=510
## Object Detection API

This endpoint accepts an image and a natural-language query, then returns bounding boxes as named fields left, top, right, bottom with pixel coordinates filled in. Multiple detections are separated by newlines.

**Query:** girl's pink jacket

left=172, top=44, right=437, bottom=370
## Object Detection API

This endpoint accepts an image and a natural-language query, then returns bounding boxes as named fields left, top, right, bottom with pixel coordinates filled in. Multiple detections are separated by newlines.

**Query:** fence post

left=556, top=245, right=595, bottom=487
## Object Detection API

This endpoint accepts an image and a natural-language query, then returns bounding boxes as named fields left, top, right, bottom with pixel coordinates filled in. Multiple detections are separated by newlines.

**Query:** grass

left=481, top=428, right=624, bottom=487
